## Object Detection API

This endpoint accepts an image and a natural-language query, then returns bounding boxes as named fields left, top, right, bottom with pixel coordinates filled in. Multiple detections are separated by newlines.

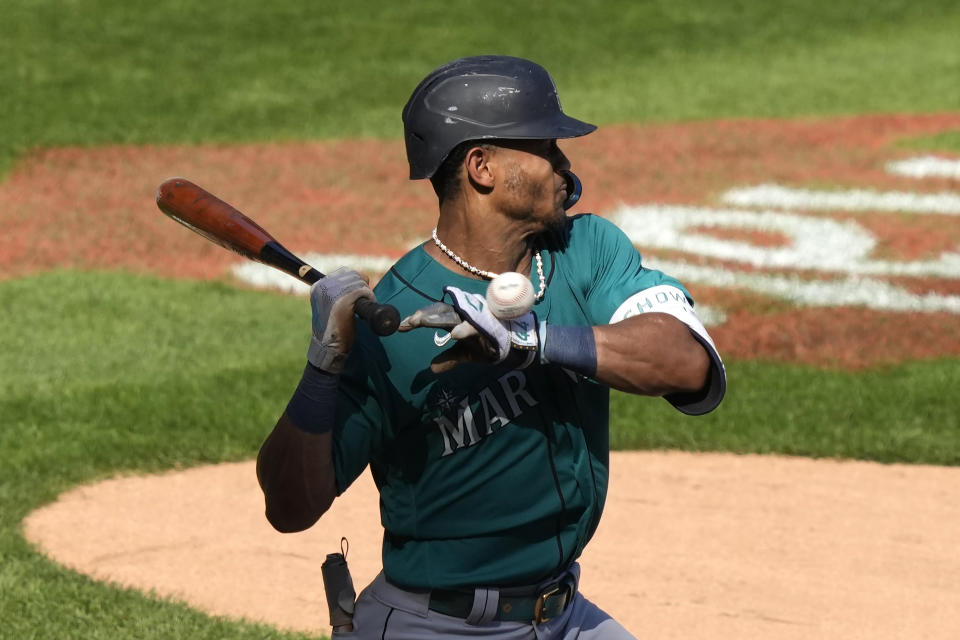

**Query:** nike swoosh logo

left=433, top=331, right=453, bottom=347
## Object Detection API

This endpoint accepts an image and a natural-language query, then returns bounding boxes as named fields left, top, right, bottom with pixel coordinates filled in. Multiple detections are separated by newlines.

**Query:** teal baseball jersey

left=330, top=214, right=724, bottom=589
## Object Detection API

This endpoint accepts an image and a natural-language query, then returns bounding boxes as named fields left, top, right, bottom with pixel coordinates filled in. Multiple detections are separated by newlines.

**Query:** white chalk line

left=645, top=258, right=960, bottom=314
left=612, top=204, right=960, bottom=279
left=721, top=184, right=960, bottom=215
left=886, top=156, right=960, bottom=181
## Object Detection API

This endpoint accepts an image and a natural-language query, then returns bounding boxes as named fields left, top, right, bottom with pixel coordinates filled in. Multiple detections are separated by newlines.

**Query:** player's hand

left=443, top=286, right=538, bottom=361
left=307, top=267, right=375, bottom=373
left=400, top=286, right=537, bottom=372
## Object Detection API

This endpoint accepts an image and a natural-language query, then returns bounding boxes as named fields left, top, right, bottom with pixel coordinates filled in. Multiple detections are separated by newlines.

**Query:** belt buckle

left=533, top=584, right=563, bottom=624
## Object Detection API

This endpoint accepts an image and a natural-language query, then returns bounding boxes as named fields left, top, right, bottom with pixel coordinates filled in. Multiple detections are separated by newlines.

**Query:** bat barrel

left=156, top=178, right=275, bottom=261
left=156, top=177, right=401, bottom=336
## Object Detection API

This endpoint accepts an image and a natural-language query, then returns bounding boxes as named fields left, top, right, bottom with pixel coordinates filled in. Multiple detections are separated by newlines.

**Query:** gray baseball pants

left=332, top=564, right=637, bottom=639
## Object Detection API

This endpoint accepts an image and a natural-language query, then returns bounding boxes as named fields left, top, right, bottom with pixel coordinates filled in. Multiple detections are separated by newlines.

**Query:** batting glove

left=441, top=286, right=538, bottom=362
left=307, top=267, right=375, bottom=374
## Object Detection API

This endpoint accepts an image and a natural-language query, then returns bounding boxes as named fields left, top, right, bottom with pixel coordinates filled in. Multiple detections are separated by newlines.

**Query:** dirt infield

left=23, top=451, right=960, bottom=639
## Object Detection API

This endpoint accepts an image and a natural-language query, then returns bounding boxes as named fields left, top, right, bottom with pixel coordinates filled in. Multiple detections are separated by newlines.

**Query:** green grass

left=2, top=0, right=959, bottom=174
left=1, top=555, right=316, bottom=640
left=1, top=272, right=316, bottom=639
left=900, top=130, right=960, bottom=153
left=611, top=361, right=960, bottom=464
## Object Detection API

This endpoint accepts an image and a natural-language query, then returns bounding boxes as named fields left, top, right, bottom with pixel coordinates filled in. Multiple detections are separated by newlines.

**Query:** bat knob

left=355, top=299, right=401, bottom=336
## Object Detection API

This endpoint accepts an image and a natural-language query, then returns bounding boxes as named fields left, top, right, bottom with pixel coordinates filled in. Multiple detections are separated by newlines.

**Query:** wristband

left=285, top=363, right=339, bottom=434
left=540, top=322, right=597, bottom=377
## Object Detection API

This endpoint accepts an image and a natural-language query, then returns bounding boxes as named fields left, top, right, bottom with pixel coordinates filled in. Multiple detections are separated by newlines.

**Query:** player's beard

left=503, top=164, right=567, bottom=236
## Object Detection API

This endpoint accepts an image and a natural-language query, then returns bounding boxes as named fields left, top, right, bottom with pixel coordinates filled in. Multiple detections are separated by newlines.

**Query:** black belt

left=428, top=576, right=576, bottom=624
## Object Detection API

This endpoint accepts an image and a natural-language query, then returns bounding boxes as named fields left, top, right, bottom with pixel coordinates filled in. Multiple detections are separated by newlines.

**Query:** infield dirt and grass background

left=3, top=2, right=960, bottom=639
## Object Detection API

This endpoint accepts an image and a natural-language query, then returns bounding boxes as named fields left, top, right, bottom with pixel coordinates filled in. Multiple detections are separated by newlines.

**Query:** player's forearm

left=257, top=414, right=338, bottom=532
left=257, top=363, right=341, bottom=532
left=591, top=313, right=710, bottom=395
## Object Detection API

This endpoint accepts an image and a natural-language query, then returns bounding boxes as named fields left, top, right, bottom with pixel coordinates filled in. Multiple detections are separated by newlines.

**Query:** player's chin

left=542, top=207, right=568, bottom=235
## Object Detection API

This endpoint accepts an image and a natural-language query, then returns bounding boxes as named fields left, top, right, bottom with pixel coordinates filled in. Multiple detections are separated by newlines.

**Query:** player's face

left=491, top=139, right=571, bottom=230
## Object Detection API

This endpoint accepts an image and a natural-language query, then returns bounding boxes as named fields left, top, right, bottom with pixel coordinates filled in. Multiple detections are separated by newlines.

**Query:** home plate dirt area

left=23, top=451, right=960, bottom=639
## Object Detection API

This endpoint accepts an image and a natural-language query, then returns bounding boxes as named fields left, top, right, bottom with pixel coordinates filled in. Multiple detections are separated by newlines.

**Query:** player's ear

left=464, top=145, right=496, bottom=189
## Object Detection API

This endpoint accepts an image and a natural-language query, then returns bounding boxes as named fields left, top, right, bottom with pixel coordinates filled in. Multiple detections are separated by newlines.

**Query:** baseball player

left=257, top=55, right=725, bottom=639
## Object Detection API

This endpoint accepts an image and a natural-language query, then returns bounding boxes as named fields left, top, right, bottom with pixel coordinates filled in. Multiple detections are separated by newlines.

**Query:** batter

left=257, top=55, right=725, bottom=639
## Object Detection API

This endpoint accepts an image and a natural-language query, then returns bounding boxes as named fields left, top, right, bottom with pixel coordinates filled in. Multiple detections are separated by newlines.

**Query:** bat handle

left=354, top=298, right=401, bottom=336
left=295, top=261, right=400, bottom=336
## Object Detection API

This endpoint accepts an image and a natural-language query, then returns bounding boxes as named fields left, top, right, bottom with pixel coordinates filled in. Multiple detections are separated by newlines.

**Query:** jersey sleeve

left=576, top=214, right=726, bottom=415
left=578, top=214, right=690, bottom=323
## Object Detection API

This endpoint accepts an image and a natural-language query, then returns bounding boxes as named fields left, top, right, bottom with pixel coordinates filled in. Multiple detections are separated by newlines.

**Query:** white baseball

left=486, top=271, right=535, bottom=319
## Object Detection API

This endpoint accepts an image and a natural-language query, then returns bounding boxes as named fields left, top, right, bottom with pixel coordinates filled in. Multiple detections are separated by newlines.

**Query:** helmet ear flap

left=562, top=171, right=582, bottom=210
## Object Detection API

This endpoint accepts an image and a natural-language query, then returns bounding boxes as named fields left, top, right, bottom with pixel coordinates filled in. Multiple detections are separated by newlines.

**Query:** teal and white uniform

left=332, top=213, right=725, bottom=593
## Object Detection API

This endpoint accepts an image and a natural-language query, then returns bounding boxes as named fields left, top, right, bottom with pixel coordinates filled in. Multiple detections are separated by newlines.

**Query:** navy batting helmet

left=402, top=55, right=597, bottom=180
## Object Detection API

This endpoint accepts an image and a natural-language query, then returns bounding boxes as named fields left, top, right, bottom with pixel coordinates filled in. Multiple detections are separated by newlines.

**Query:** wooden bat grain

left=154, top=177, right=400, bottom=335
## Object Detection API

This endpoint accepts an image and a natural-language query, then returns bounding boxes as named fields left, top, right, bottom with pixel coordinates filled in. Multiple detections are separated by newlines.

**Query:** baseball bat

left=155, top=177, right=401, bottom=336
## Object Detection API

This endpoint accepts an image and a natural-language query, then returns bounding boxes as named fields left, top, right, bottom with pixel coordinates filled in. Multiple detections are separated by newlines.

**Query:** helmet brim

left=409, top=115, right=597, bottom=179
left=474, top=113, right=597, bottom=141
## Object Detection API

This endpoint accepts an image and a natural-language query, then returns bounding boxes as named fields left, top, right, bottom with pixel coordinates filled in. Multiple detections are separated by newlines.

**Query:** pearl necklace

left=431, top=228, right=546, bottom=301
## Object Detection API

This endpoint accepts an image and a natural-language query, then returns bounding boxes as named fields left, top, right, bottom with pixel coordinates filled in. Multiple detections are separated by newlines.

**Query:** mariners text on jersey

left=431, top=370, right=538, bottom=457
